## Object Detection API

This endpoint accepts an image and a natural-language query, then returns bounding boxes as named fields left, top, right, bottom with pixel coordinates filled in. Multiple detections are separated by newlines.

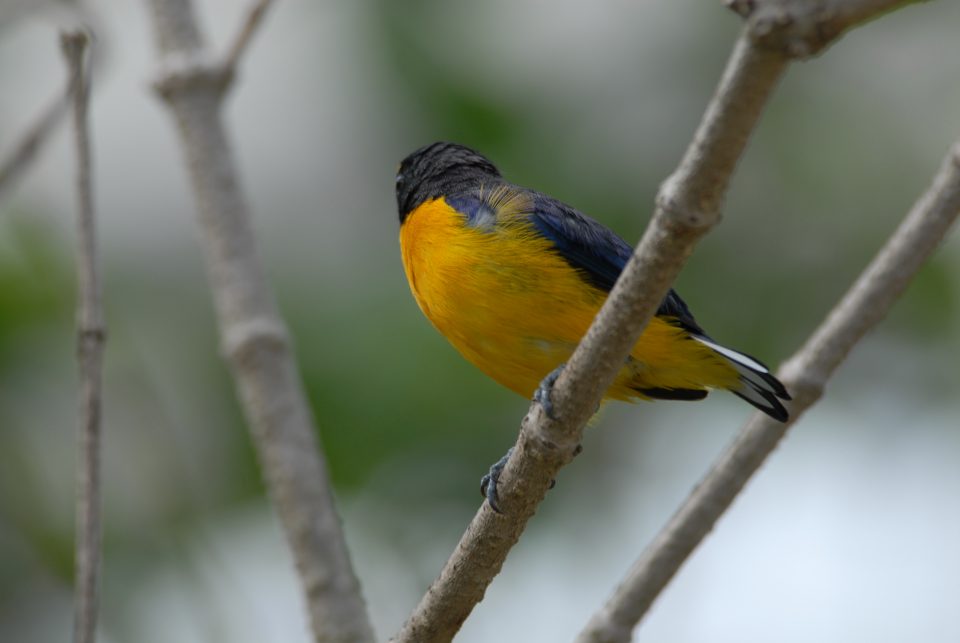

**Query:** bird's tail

left=692, top=336, right=791, bottom=422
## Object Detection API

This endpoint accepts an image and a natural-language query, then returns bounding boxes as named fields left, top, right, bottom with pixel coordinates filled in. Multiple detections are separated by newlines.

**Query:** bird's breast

left=399, top=197, right=604, bottom=396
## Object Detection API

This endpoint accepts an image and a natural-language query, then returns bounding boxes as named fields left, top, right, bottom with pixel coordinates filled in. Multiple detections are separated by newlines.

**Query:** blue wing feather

left=529, top=194, right=632, bottom=292
left=528, top=193, right=705, bottom=335
left=444, top=185, right=705, bottom=335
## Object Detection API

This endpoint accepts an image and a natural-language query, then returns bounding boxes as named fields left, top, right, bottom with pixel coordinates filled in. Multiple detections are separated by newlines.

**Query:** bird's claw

left=479, top=444, right=576, bottom=511
left=480, top=447, right=513, bottom=513
left=534, top=363, right=566, bottom=420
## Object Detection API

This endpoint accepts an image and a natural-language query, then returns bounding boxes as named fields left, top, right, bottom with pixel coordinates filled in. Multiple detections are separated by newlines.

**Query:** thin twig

left=391, top=1, right=924, bottom=641
left=223, top=0, right=275, bottom=72
left=144, top=1, right=376, bottom=641
left=575, top=138, right=960, bottom=643
left=0, top=81, right=72, bottom=203
left=62, top=29, right=105, bottom=643
left=1, top=9, right=104, bottom=204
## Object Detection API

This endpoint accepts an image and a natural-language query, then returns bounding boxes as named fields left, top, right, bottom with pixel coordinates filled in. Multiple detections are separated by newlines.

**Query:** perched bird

left=396, top=142, right=790, bottom=506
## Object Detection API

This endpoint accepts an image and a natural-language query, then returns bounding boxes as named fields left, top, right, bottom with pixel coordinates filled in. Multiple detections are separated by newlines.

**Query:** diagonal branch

left=223, top=0, right=275, bottom=72
left=61, top=29, right=106, bottom=643
left=0, top=11, right=106, bottom=204
left=391, top=1, right=924, bottom=641
left=393, top=37, right=787, bottom=643
left=144, top=1, right=375, bottom=642
left=0, top=72, right=72, bottom=203
left=575, top=137, right=960, bottom=643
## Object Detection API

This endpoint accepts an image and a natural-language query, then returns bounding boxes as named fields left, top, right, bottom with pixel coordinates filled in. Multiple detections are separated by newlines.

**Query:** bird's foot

left=534, top=363, right=566, bottom=420
left=480, top=447, right=565, bottom=513
left=480, top=447, right=513, bottom=513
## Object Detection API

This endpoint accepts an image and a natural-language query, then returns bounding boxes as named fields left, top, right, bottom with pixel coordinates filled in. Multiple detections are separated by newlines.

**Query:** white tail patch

left=693, top=335, right=789, bottom=422
left=693, top=336, right=768, bottom=373
left=735, top=377, right=774, bottom=408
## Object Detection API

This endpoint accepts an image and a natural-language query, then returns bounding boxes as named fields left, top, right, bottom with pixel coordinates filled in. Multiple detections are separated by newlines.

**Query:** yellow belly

left=399, top=198, right=738, bottom=400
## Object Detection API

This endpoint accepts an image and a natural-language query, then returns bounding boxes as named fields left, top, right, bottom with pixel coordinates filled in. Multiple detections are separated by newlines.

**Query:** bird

left=395, top=141, right=790, bottom=508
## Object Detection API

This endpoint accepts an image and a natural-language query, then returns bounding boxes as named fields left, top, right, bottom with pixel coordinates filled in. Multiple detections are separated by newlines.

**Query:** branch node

left=724, top=0, right=755, bottom=18
left=755, top=8, right=835, bottom=58
left=78, top=327, right=107, bottom=343
left=734, top=0, right=912, bottom=60
left=221, top=316, right=290, bottom=364
left=60, top=30, right=91, bottom=60
left=654, top=185, right=719, bottom=231
left=152, top=52, right=233, bottom=101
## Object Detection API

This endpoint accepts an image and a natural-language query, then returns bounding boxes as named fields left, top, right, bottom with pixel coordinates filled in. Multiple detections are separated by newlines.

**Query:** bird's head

left=396, top=142, right=501, bottom=223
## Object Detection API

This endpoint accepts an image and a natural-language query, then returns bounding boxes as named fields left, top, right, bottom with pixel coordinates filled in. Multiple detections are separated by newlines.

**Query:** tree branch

left=61, top=29, right=105, bottom=643
left=0, top=72, right=72, bottom=203
left=223, top=0, right=275, bottom=72
left=391, top=23, right=786, bottom=643
left=0, top=9, right=106, bottom=204
left=144, top=1, right=375, bottom=641
left=729, top=0, right=922, bottom=58
left=391, top=1, right=925, bottom=641
left=575, top=137, right=960, bottom=643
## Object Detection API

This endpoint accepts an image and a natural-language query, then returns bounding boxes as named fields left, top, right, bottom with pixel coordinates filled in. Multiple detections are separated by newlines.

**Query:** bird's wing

left=444, top=184, right=705, bottom=335
left=527, top=192, right=705, bottom=335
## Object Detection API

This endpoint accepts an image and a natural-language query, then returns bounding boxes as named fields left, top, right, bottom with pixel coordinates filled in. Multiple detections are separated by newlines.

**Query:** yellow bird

left=396, top=142, right=790, bottom=507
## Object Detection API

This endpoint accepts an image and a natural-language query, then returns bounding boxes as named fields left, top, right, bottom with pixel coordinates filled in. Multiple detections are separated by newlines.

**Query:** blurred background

left=1, top=1, right=959, bottom=641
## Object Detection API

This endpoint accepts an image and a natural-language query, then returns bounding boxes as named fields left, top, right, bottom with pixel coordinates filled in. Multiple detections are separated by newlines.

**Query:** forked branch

left=392, top=1, right=925, bottom=641
left=576, top=138, right=960, bottom=643
left=144, top=1, right=374, bottom=641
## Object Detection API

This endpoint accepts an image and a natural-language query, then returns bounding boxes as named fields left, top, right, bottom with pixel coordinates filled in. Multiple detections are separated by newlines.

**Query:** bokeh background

left=2, top=1, right=959, bottom=641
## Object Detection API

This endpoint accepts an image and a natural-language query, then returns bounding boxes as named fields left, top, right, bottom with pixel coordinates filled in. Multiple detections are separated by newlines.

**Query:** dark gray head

left=396, top=142, right=501, bottom=223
